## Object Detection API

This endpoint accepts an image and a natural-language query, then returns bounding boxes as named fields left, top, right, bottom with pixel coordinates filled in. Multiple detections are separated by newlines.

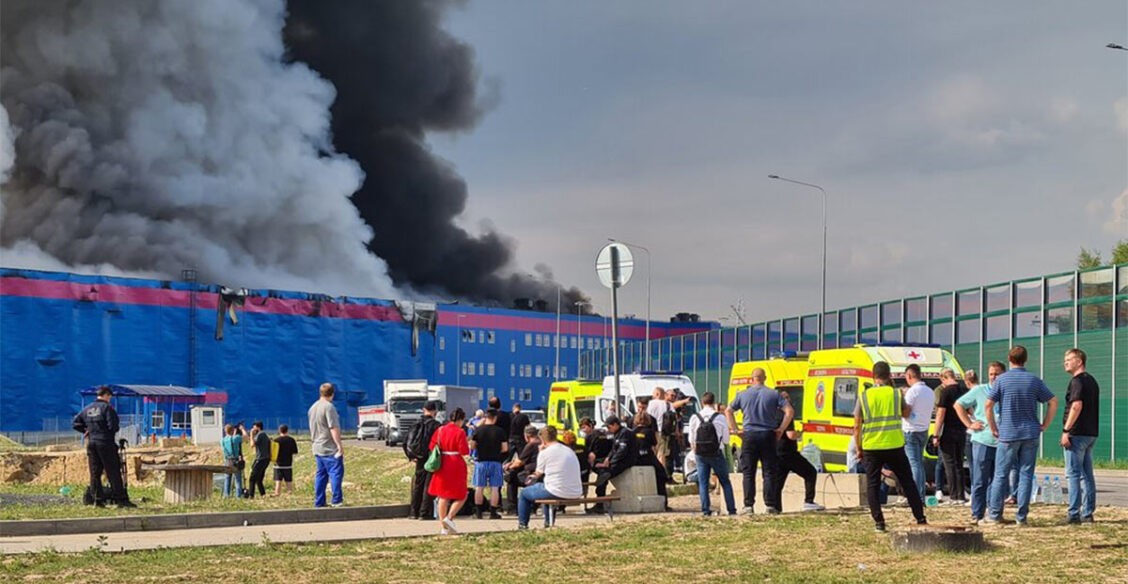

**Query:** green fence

left=584, top=263, right=1127, bottom=462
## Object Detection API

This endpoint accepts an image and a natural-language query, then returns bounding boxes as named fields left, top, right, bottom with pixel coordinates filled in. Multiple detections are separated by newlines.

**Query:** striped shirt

left=985, top=367, right=1054, bottom=442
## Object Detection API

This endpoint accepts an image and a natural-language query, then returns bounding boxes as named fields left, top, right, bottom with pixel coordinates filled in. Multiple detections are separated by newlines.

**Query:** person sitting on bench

left=590, top=415, right=637, bottom=514
left=516, top=426, right=582, bottom=530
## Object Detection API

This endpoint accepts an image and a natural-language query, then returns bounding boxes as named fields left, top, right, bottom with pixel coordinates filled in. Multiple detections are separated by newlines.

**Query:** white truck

left=383, top=379, right=430, bottom=446
left=428, top=385, right=481, bottom=422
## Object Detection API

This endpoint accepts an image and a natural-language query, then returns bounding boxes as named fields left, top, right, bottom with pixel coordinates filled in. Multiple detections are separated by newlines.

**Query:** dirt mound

left=1, top=446, right=226, bottom=485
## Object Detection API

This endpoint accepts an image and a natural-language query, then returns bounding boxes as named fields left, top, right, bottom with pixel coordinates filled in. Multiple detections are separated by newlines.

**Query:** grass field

left=0, top=446, right=412, bottom=520
left=2, top=504, right=1126, bottom=583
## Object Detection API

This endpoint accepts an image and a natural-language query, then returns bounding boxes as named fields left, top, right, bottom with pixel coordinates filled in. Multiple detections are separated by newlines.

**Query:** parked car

left=357, top=420, right=387, bottom=441
left=524, top=409, right=546, bottom=427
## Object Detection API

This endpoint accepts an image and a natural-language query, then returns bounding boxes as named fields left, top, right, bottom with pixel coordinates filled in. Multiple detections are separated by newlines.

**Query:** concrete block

left=608, top=466, right=659, bottom=513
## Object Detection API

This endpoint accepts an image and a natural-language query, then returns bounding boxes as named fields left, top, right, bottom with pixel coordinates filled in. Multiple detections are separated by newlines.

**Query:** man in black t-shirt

left=470, top=409, right=509, bottom=519
left=1062, top=348, right=1100, bottom=523
left=932, top=369, right=968, bottom=502
left=248, top=421, right=271, bottom=498
left=272, top=424, right=300, bottom=496
left=774, top=391, right=823, bottom=512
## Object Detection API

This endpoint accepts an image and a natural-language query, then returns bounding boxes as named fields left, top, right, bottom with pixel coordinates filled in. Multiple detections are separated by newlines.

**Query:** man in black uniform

left=489, top=399, right=516, bottom=448
left=404, top=401, right=442, bottom=519
left=503, top=425, right=540, bottom=514
left=590, top=415, right=638, bottom=513
left=72, top=386, right=135, bottom=507
left=509, top=402, right=531, bottom=455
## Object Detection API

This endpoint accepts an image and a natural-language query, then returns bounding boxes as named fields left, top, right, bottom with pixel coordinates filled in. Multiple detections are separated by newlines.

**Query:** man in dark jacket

left=72, top=386, right=135, bottom=507
left=247, top=421, right=271, bottom=498
left=404, top=401, right=442, bottom=519
left=503, top=425, right=541, bottom=514
left=590, top=416, right=638, bottom=512
left=509, top=403, right=531, bottom=454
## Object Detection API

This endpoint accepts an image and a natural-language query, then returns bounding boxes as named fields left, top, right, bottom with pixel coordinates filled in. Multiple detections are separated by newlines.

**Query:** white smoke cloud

left=1107, top=188, right=1128, bottom=236
left=0, top=0, right=396, bottom=297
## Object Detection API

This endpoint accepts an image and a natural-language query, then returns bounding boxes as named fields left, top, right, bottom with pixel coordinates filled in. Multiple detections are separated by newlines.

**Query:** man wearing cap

left=405, top=400, right=442, bottom=519
left=73, top=386, right=136, bottom=507
left=589, top=415, right=638, bottom=514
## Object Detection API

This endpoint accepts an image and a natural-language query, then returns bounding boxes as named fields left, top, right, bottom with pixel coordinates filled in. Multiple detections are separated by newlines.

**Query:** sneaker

left=802, top=502, right=826, bottom=512
left=474, top=509, right=483, bottom=520
left=1014, top=519, right=1029, bottom=528
left=1066, top=517, right=1082, bottom=526
left=916, top=518, right=928, bottom=526
left=441, top=518, right=458, bottom=534
left=765, top=507, right=781, bottom=515
left=116, top=500, right=138, bottom=508
left=1080, top=516, right=1095, bottom=524
left=440, top=528, right=449, bottom=535
left=489, top=508, right=503, bottom=520
left=330, top=501, right=344, bottom=508
left=741, top=506, right=755, bottom=516
left=874, top=523, right=887, bottom=533
left=892, top=497, right=910, bottom=508
left=980, top=517, right=1001, bottom=526
left=517, top=524, right=529, bottom=531
left=586, top=504, right=605, bottom=515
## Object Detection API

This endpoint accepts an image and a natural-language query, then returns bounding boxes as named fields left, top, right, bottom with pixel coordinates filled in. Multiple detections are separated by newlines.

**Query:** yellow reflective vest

left=859, top=385, right=905, bottom=451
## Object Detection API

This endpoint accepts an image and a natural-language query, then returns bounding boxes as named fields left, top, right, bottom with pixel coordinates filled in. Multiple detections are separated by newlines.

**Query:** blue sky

left=429, top=2, right=1127, bottom=322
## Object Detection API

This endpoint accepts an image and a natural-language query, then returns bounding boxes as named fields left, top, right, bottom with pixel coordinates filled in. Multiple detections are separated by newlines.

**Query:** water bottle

left=1051, top=476, right=1063, bottom=504
left=1038, top=476, right=1051, bottom=504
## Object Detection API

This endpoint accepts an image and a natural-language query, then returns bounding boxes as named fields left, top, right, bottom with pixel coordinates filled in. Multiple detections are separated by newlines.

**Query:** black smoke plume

left=284, top=0, right=586, bottom=310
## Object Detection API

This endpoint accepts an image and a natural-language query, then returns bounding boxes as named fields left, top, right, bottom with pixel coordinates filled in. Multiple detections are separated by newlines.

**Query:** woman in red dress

left=428, top=407, right=470, bottom=534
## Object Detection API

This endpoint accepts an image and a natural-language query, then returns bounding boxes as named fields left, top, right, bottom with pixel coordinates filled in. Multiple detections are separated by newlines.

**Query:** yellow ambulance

left=546, top=379, right=604, bottom=446
left=726, top=356, right=809, bottom=451
left=726, top=344, right=965, bottom=471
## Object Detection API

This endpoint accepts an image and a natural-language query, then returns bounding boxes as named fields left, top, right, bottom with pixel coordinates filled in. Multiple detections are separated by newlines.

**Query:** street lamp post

left=574, top=300, right=590, bottom=377
left=554, top=286, right=562, bottom=380
left=608, top=238, right=651, bottom=369
left=456, top=314, right=466, bottom=385
left=769, top=174, right=828, bottom=349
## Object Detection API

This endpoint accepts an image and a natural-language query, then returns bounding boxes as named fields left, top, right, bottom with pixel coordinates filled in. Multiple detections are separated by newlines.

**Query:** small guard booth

left=78, top=384, right=207, bottom=443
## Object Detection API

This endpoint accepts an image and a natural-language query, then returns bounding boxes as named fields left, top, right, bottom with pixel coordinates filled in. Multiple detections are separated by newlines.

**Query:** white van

left=596, top=372, right=700, bottom=429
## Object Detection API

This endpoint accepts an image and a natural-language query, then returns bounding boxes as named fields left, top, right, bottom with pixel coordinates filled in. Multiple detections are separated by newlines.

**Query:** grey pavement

left=0, top=509, right=659, bottom=554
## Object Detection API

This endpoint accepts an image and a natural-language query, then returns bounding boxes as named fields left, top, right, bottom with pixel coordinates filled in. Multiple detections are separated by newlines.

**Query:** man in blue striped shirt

left=983, top=346, right=1058, bottom=526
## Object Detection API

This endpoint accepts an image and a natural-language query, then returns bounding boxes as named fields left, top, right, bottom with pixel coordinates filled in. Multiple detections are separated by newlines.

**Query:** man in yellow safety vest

left=854, top=361, right=928, bottom=532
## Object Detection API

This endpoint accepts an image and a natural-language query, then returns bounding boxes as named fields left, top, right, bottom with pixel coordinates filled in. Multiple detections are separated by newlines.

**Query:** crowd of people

left=849, top=346, right=1101, bottom=531
left=71, top=345, right=1102, bottom=535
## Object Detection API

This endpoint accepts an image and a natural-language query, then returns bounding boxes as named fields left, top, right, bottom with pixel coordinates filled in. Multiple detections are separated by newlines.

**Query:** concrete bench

left=533, top=495, right=621, bottom=526
left=608, top=466, right=665, bottom=513
left=778, top=472, right=867, bottom=511
left=143, top=463, right=234, bottom=504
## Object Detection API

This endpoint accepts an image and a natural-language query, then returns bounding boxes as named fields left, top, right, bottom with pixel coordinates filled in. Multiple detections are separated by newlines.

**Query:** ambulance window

left=557, top=400, right=572, bottom=430
left=780, top=387, right=803, bottom=420
left=833, top=378, right=858, bottom=418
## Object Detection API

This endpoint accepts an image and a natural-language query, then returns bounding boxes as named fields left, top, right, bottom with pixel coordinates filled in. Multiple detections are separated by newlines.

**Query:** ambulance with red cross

left=726, top=344, right=966, bottom=471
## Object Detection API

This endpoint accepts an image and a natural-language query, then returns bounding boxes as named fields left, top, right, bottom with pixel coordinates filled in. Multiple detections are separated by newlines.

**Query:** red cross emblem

left=907, top=350, right=922, bottom=360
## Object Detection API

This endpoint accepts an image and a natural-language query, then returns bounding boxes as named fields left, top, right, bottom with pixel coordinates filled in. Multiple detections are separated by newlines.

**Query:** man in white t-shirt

left=901, top=364, right=934, bottom=500
left=516, top=425, right=582, bottom=529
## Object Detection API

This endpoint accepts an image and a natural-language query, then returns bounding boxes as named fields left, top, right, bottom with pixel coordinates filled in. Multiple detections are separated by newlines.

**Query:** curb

left=0, top=504, right=410, bottom=537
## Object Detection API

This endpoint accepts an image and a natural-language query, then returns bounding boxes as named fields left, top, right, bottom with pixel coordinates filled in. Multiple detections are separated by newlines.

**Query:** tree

left=1113, top=239, right=1128, bottom=264
left=1076, top=247, right=1103, bottom=269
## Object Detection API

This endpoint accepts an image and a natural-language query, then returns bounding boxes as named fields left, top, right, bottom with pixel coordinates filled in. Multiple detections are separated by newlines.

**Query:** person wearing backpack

left=687, top=392, right=736, bottom=516
left=404, top=401, right=442, bottom=520
left=647, top=387, right=692, bottom=477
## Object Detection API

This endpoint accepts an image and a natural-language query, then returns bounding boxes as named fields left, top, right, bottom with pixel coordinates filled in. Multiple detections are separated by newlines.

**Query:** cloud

left=1116, top=97, right=1128, bottom=135
left=1106, top=188, right=1128, bottom=235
